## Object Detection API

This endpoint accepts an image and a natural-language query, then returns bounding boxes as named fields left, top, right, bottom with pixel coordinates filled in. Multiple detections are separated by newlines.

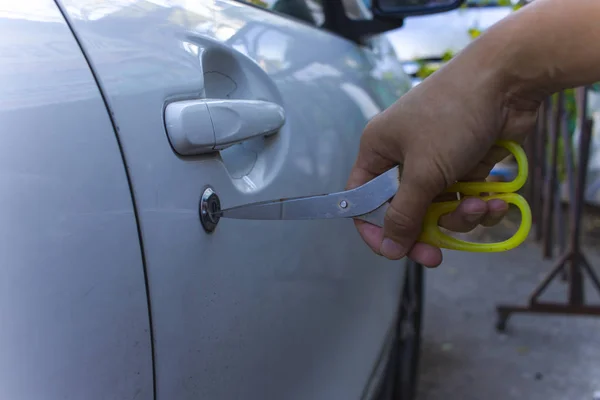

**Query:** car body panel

left=57, top=0, right=411, bottom=399
left=0, top=1, right=153, bottom=399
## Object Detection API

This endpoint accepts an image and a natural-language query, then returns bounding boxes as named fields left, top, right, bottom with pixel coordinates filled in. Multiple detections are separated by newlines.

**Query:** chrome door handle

left=165, top=99, right=285, bottom=155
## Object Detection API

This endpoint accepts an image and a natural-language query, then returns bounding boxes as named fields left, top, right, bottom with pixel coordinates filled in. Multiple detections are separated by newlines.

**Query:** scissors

left=214, top=140, right=532, bottom=252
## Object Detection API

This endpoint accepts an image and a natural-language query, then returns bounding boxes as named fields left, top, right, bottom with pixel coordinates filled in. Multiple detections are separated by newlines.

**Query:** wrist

left=456, top=8, right=549, bottom=112
left=496, top=36, right=551, bottom=112
left=481, top=39, right=546, bottom=113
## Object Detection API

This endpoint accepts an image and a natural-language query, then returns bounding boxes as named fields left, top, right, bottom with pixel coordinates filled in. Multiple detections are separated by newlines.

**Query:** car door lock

left=199, top=187, right=221, bottom=233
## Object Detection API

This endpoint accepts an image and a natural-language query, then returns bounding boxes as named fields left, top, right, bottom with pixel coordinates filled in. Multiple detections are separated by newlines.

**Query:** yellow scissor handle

left=417, top=140, right=532, bottom=252
left=445, top=140, right=528, bottom=196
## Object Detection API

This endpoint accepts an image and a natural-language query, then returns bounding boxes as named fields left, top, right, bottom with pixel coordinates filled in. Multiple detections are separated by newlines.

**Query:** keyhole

left=200, top=187, right=221, bottom=233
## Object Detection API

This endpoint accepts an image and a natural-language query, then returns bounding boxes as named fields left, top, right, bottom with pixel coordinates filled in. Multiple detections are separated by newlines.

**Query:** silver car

left=0, top=0, right=462, bottom=399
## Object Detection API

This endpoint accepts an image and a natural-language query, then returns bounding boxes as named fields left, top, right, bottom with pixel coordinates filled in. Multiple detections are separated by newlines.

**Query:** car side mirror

left=322, top=0, right=465, bottom=44
left=371, top=0, right=466, bottom=18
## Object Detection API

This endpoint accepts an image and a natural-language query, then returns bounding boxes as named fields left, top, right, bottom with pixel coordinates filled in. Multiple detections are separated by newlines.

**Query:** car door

left=0, top=2, right=153, bottom=399
left=57, top=1, right=410, bottom=398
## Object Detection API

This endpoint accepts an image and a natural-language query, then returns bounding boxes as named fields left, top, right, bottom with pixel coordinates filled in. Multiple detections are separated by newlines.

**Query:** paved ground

left=415, top=222, right=600, bottom=400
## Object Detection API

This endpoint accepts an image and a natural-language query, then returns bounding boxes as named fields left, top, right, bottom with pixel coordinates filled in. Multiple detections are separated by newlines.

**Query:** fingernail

left=381, top=238, right=405, bottom=259
left=465, top=213, right=484, bottom=223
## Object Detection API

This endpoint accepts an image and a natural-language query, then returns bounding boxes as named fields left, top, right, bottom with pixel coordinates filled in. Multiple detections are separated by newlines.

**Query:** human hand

left=346, top=57, right=539, bottom=267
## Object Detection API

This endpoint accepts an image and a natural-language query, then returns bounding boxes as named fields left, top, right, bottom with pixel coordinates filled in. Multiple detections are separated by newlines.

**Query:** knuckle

left=362, top=118, right=381, bottom=143
left=360, top=118, right=388, bottom=151
left=364, top=112, right=384, bottom=134
left=428, top=158, right=455, bottom=192
left=384, top=205, right=421, bottom=241
left=405, top=159, right=449, bottom=198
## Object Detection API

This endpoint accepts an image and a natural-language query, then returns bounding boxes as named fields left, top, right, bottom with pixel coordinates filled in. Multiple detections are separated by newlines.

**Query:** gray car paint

left=1, top=0, right=418, bottom=398
left=58, top=1, right=412, bottom=399
left=0, top=1, right=153, bottom=399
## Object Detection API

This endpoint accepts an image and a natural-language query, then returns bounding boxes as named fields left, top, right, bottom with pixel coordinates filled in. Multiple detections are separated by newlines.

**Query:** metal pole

left=542, top=93, right=563, bottom=258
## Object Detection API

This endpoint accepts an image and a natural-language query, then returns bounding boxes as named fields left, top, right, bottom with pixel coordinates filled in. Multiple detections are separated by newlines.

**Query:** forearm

left=455, top=0, right=600, bottom=107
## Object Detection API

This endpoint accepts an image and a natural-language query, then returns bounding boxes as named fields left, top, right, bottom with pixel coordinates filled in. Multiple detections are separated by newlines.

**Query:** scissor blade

left=217, top=193, right=356, bottom=221
left=217, top=199, right=285, bottom=220
left=216, top=165, right=401, bottom=221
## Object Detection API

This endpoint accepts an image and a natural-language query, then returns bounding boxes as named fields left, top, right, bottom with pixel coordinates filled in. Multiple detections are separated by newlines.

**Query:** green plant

left=246, top=0, right=268, bottom=7
left=416, top=1, right=522, bottom=80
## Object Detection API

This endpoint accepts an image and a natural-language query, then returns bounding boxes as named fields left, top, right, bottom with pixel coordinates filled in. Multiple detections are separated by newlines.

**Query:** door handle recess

left=165, top=99, right=285, bottom=155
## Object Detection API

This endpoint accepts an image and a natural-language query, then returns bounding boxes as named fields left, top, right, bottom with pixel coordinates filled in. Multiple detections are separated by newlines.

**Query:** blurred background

left=381, top=3, right=600, bottom=399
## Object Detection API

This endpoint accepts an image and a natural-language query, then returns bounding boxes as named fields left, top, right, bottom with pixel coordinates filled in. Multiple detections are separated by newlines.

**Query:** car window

left=341, top=0, right=372, bottom=20
left=238, top=0, right=325, bottom=27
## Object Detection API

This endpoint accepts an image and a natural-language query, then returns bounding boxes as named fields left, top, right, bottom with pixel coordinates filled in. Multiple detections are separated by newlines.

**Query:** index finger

left=346, top=163, right=389, bottom=255
left=348, top=160, right=447, bottom=267
left=346, top=144, right=396, bottom=253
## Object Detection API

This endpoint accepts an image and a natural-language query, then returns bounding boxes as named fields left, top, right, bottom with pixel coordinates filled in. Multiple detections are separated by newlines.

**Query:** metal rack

left=496, top=86, right=600, bottom=331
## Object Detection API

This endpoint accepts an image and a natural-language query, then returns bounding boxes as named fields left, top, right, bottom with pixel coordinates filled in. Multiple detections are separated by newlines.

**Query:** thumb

left=381, top=161, right=443, bottom=260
